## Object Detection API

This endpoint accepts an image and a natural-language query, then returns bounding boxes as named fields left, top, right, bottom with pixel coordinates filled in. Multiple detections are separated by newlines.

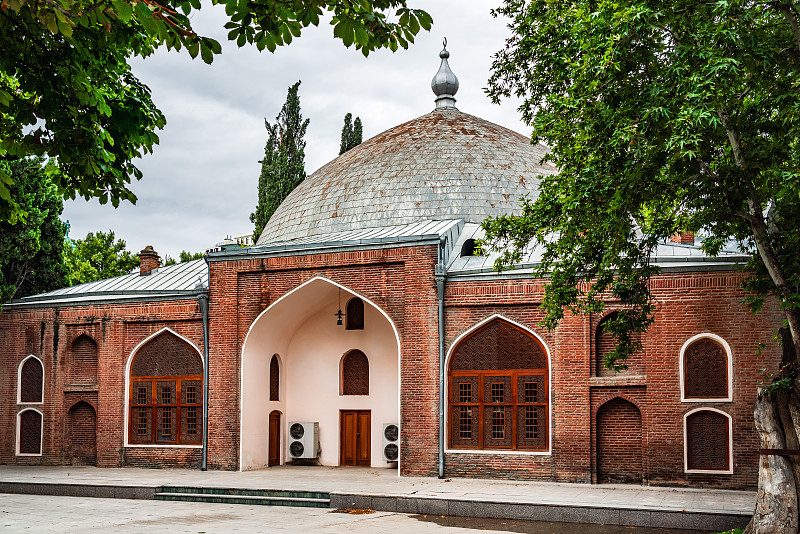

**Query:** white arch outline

left=239, top=276, right=402, bottom=472
left=444, top=314, right=553, bottom=456
left=16, top=407, right=44, bottom=456
left=17, top=354, right=44, bottom=405
left=683, top=406, right=733, bottom=474
left=679, top=333, right=733, bottom=403
left=122, top=327, right=204, bottom=448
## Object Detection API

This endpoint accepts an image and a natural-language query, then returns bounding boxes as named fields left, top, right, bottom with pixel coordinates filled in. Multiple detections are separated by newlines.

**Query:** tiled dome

left=257, top=108, right=555, bottom=244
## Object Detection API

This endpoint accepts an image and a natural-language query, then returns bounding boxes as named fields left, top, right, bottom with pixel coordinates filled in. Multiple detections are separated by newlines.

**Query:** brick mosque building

left=0, top=45, right=781, bottom=489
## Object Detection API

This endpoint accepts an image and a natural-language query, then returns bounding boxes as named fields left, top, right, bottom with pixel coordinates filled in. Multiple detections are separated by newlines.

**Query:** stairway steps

left=153, top=486, right=330, bottom=508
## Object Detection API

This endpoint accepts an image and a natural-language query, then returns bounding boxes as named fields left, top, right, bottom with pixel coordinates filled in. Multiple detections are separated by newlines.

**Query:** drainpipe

left=197, top=279, right=210, bottom=471
left=435, top=238, right=448, bottom=479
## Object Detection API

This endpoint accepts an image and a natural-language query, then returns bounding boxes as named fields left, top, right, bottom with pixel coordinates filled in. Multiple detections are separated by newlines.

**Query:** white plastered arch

left=444, top=313, right=553, bottom=455
left=679, top=333, right=733, bottom=403
left=17, top=354, right=44, bottom=405
left=122, top=327, right=204, bottom=448
left=239, top=276, right=401, bottom=471
left=683, top=406, right=733, bottom=474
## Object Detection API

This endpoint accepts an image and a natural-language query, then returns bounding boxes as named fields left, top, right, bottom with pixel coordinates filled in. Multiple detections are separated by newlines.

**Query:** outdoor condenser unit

left=288, top=422, right=319, bottom=459
left=382, top=423, right=399, bottom=462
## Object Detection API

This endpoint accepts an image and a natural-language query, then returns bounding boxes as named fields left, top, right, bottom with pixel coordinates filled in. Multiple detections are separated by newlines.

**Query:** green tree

left=485, top=2, right=800, bottom=530
left=1, top=1, right=432, bottom=225
left=339, top=113, right=363, bottom=154
left=0, top=158, right=68, bottom=307
left=164, top=250, right=204, bottom=265
left=65, top=230, right=139, bottom=285
left=250, top=81, right=310, bottom=240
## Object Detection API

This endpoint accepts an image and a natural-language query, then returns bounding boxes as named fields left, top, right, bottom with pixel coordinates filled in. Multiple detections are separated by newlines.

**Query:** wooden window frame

left=128, top=374, right=203, bottom=445
left=450, top=369, right=548, bottom=451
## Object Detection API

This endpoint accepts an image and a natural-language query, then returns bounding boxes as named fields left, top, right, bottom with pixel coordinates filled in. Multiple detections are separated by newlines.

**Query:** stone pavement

left=0, top=465, right=753, bottom=532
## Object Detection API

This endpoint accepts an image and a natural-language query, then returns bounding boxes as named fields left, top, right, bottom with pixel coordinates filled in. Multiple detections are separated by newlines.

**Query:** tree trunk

left=744, top=390, right=799, bottom=534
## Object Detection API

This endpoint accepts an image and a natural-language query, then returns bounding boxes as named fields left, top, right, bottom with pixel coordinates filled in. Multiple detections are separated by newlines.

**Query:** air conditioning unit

left=382, top=423, right=399, bottom=462
left=288, top=422, right=319, bottom=459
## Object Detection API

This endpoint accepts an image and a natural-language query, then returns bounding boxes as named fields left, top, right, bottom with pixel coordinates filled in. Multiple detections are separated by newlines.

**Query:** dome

left=257, top=108, right=555, bottom=245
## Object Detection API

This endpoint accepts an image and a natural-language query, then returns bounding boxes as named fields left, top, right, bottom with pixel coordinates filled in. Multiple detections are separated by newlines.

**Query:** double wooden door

left=340, top=410, right=370, bottom=466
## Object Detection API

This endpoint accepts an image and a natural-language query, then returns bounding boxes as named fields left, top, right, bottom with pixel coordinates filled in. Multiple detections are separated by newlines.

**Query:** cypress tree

left=339, top=113, right=363, bottom=155
left=250, top=81, right=309, bottom=242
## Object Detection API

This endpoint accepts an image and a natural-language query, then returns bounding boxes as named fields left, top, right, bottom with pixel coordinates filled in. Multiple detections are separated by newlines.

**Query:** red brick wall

left=69, top=334, right=98, bottom=384
left=66, top=400, right=97, bottom=465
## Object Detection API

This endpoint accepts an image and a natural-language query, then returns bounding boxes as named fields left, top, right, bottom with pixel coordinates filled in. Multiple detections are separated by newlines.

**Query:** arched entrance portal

left=240, top=277, right=400, bottom=471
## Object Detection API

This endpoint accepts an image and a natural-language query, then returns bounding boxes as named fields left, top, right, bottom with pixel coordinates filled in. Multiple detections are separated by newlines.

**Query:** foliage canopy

left=0, top=0, right=431, bottom=224
left=340, top=112, right=363, bottom=154
left=484, top=0, right=800, bottom=372
left=0, top=158, right=68, bottom=307
left=64, top=229, right=139, bottom=285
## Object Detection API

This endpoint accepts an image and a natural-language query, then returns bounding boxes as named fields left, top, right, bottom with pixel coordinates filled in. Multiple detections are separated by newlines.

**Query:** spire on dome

left=431, top=38, right=459, bottom=109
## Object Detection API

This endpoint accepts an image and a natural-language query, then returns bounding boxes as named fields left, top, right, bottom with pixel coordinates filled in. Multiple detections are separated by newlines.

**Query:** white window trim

left=16, top=407, right=44, bottom=456
left=17, top=354, right=44, bottom=405
left=683, top=407, right=733, bottom=474
left=679, top=333, right=733, bottom=403
left=123, top=327, right=205, bottom=448
left=444, top=314, right=553, bottom=456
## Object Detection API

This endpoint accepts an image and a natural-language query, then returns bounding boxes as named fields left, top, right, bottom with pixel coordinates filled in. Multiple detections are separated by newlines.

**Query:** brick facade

left=0, top=247, right=782, bottom=489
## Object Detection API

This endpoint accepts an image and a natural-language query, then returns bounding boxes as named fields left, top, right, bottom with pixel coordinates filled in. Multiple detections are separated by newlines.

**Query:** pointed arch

left=341, top=350, right=370, bottom=395
left=679, top=333, right=733, bottom=402
left=70, top=333, right=98, bottom=384
left=269, top=354, right=281, bottom=401
left=17, top=407, right=43, bottom=456
left=684, top=407, right=733, bottom=474
left=346, top=297, right=365, bottom=330
left=123, top=328, right=204, bottom=447
left=446, top=315, right=551, bottom=453
left=18, top=355, right=44, bottom=404
left=596, top=397, right=643, bottom=483
left=67, top=401, right=97, bottom=465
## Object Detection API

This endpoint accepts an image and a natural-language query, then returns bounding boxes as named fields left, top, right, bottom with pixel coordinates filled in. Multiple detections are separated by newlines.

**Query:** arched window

left=18, top=356, right=43, bottom=404
left=17, top=408, right=43, bottom=455
left=270, top=354, right=280, bottom=401
left=595, top=313, right=618, bottom=377
left=128, top=330, right=203, bottom=445
left=684, top=408, right=732, bottom=473
left=346, top=297, right=364, bottom=330
left=341, top=350, right=369, bottom=395
left=460, top=239, right=479, bottom=257
left=70, top=334, right=98, bottom=384
left=681, top=334, right=731, bottom=401
left=449, top=317, right=549, bottom=451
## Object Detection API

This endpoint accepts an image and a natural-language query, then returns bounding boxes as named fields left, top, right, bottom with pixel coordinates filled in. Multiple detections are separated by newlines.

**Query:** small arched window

left=681, top=335, right=730, bottom=401
left=595, top=313, right=618, bottom=377
left=70, top=334, right=98, bottom=384
left=19, top=356, right=44, bottom=404
left=685, top=408, right=732, bottom=473
left=270, top=354, right=280, bottom=401
left=346, top=297, right=364, bottom=330
left=342, top=350, right=369, bottom=395
left=18, top=408, right=43, bottom=455
left=128, top=330, right=203, bottom=445
left=460, top=239, right=479, bottom=257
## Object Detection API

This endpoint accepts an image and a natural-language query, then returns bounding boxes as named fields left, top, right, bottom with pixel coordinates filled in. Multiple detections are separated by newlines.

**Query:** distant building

left=0, top=45, right=779, bottom=489
left=206, top=232, right=254, bottom=253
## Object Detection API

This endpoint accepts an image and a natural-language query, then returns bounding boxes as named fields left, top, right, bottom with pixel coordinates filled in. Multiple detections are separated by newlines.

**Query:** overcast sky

left=61, top=1, right=530, bottom=260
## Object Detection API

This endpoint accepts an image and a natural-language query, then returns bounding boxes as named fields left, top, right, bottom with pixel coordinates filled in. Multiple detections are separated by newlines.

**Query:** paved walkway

left=0, top=465, right=753, bottom=531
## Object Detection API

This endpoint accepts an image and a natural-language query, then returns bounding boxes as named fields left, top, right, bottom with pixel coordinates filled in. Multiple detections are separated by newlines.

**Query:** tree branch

left=777, top=2, right=800, bottom=55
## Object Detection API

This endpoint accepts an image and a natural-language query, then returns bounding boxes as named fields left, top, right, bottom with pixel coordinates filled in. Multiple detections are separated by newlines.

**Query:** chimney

left=138, top=246, right=161, bottom=276
left=670, top=231, right=695, bottom=246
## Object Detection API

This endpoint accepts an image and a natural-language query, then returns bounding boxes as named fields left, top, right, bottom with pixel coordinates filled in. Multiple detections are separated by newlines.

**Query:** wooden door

left=268, top=410, right=281, bottom=466
left=340, top=410, right=371, bottom=466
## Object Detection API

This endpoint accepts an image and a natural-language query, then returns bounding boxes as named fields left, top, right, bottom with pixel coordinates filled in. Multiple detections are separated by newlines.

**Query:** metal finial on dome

left=431, top=37, right=459, bottom=109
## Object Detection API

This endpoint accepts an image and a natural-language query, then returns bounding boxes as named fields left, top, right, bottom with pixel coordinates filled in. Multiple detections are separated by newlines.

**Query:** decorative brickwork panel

left=517, top=375, right=546, bottom=404
left=270, top=355, right=280, bottom=401
left=451, top=376, right=479, bottom=403
left=684, top=339, right=728, bottom=399
left=451, top=319, right=546, bottom=371
left=157, top=407, right=177, bottom=442
left=687, top=410, right=730, bottom=471
left=19, top=409, right=42, bottom=454
left=594, top=313, right=641, bottom=377
left=346, top=298, right=364, bottom=330
left=484, top=375, right=512, bottom=404
left=67, top=401, right=96, bottom=465
left=131, top=332, right=202, bottom=377
left=181, top=406, right=202, bottom=443
left=132, top=407, right=152, bottom=442
left=516, top=406, right=547, bottom=449
left=129, top=377, right=201, bottom=445
left=597, top=398, right=643, bottom=483
left=20, top=357, right=43, bottom=403
left=342, top=350, right=369, bottom=395
left=484, top=406, right=513, bottom=448
left=70, top=335, right=98, bottom=384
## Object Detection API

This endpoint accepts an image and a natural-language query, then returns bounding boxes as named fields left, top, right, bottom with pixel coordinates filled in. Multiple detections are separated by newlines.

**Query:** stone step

left=153, top=487, right=330, bottom=508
